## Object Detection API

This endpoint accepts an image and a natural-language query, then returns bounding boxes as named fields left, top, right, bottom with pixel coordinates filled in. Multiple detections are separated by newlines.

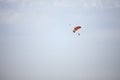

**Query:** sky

left=0, top=0, right=120, bottom=80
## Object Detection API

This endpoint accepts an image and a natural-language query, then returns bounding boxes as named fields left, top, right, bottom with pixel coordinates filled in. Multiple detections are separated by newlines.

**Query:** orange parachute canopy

left=73, top=26, right=81, bottom=33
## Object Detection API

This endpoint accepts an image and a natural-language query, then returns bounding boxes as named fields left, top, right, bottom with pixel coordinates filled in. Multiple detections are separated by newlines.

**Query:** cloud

left=53, top=0, right=120, bottom=8
left=0, top=0, right=120, bottom=10
left=0, top=0, right=120, bottom=28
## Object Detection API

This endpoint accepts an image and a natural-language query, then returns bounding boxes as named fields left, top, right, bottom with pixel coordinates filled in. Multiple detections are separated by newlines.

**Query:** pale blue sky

left=0, top=0, right=120, bottom=80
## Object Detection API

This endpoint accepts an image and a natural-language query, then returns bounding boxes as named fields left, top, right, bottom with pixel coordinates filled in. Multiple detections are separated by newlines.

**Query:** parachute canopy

left=73, top=26, right=81, bottom=33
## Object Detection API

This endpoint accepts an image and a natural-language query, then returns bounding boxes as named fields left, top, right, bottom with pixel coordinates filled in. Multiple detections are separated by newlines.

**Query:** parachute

left=73, top=26, right=81, bottom=33
left=73, top=26, right=81, bottom=36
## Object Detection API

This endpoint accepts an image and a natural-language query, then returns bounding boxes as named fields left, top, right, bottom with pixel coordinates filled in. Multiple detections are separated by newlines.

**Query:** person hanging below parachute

left=73, top=25, right=81, bottom=36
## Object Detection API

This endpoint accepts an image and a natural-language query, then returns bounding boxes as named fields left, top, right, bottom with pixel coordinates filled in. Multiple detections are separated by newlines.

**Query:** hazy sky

left=0, top=0, right=120, bottom=80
